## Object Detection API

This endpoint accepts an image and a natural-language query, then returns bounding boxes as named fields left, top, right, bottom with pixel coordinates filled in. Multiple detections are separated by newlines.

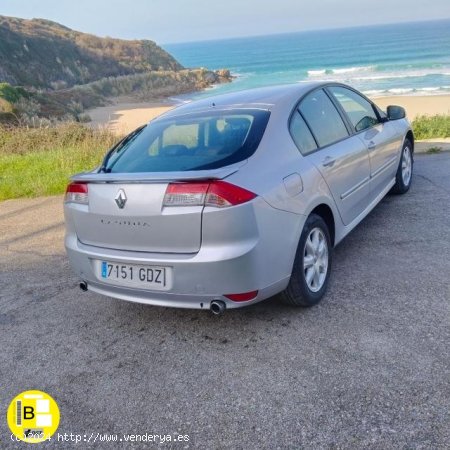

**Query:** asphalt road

left=1, top=153, right=449, bottom=449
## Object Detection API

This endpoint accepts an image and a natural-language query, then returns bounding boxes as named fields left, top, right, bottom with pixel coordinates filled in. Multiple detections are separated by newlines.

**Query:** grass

left=0, top=123, right=119, bottom=201
left=412, top=114, right=450, bottom=140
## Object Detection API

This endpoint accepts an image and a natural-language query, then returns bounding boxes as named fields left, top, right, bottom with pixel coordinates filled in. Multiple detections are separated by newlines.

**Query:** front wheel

left=391, top=139, right=413, bottom=194
left=280, top=214, right=332, bottom=307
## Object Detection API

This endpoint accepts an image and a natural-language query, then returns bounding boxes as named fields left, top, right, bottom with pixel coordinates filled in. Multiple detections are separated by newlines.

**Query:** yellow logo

left=7, top=390, right=60, bottom=443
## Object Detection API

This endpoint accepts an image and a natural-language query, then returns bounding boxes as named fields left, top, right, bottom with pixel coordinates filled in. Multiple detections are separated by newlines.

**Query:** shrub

left=412, top=115, right=450, bottom=140
left=0, top=122, right=118, bottom=155
left=0, top=97, right=14, bottom=113
left=0, top=82, right=24, bottom=103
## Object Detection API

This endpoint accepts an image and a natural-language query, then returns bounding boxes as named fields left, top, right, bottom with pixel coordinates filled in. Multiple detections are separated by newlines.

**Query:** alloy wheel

left=303, top=227, right=329, bottom=293
left=402, top=146, right=412, bottom=186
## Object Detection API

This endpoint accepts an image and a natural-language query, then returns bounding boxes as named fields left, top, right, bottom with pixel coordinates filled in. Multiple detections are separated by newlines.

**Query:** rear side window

left=329, top=86, right=379, bottom=132
left=104, top=109, right=270, bottom=173
left=299, top=89, right=349, bottom=148
left=289, top=111, right=317, bottom=155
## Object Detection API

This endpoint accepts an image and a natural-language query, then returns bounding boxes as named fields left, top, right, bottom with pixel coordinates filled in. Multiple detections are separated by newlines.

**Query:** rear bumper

left=65, top=196, right=306, bottom=310
left=65, top=233, right=290, bottom=310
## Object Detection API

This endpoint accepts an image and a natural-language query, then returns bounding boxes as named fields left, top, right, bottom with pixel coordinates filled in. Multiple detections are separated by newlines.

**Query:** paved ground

left=0, top=153, right=449, bottom=449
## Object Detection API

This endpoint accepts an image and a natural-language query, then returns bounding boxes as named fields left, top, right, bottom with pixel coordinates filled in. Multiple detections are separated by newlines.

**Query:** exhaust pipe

left=210, top=300, right=226, bottom=316
left=79, top=281, right=88, bottom=292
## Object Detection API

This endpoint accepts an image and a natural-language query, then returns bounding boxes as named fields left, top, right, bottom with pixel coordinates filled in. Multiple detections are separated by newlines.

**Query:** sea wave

left=168, top=96, right=193, bottom=104
left=231, top=71, right=256, bottom=79
left=362, top=86, right=450, bottom=97
left=307, top=69, right=327, bottom=76
left=307, top=65, right=374, bottom=77
left=388, top=88, right=415, bottom=94
left=307, top=66, right=450, bottom=82
left=362, top=89, right=387, bottom=96
left=333, top=65, right=375, bottom=74
left=356, top=69, right=450, bottom=81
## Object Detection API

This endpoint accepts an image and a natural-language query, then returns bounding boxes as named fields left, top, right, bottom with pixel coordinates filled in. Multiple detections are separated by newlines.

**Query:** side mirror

left=387, top=105, right=406, bottom=120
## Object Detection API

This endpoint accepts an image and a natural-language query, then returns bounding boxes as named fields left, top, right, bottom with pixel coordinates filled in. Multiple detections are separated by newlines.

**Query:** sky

left=1, top=0, right=449, bottom=44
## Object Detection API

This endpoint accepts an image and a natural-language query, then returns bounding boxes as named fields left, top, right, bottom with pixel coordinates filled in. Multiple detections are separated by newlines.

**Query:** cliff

left=0, top=15, right=183, bottom=89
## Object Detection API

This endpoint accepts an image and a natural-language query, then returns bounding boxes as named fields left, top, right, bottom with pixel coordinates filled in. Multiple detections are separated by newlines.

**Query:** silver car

left=64, top=82, right=414, bottom=314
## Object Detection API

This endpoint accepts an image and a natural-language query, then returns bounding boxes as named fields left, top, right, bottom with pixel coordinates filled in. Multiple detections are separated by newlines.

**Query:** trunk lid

left=69, top=164, right=244, bottom=253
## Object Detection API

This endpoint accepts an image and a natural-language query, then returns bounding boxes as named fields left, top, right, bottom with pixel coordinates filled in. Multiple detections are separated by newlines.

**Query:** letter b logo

left=24, top=406, right=35, bottom=420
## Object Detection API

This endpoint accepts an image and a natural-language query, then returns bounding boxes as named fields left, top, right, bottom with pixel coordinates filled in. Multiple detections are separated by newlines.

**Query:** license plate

left=96, top=261, right=172, bottom=290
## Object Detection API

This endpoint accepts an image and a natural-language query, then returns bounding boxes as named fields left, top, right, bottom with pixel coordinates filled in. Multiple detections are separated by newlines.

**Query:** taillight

left=65, top=182, right=88, bottom=205
left=163, top=181, right=256, bottom=208
left=206, top=181, right=256, bottom=207
left=163, top=182, right=209, bottom=207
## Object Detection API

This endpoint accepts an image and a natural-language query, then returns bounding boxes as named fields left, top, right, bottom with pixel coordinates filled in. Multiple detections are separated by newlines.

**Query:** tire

left=390, top=139, right=413, bottom=194
left=280, top=213, right=332, bottom=307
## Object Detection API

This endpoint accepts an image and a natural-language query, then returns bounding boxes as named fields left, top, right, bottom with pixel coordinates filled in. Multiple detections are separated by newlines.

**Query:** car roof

left=155, top=81, right=328, bottom=120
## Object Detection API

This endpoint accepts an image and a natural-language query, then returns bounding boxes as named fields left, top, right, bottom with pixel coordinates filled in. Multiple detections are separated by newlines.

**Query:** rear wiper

left=99, top=125, right=146, bottom=173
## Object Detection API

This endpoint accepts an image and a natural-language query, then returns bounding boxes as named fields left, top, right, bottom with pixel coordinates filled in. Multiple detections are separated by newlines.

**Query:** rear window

left=104, top=109, right=270, bottom=173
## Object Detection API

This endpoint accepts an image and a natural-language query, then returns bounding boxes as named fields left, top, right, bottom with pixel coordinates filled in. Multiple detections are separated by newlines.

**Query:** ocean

left=164, top=19, right=450, bottom=100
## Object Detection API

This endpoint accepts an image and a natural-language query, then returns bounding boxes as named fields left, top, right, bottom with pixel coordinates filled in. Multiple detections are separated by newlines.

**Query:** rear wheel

left=280, top=214, right=332, bottom=307
left=391, top=139, right=413, bottom=194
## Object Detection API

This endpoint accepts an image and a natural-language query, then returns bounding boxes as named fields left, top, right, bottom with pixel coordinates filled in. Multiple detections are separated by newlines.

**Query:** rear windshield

left=104, top=109, right=270, bottom=173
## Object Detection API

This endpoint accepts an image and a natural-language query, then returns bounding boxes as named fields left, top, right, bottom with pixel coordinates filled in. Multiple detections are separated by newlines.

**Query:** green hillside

left=0, top=15, right=183, bottom=89
left=0, top=16, right=231, bottom=122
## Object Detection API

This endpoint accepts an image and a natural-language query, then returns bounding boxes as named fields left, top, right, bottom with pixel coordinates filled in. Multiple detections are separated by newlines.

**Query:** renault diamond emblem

left=115, top=189, right=127, bottom=209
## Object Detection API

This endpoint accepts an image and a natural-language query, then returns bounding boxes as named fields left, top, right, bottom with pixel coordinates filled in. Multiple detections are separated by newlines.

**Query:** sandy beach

left=375, top=95, right=450, bottom=120
left=88, top=100, right=178, bottom=135
left=88, top=94, right=450, bottom=135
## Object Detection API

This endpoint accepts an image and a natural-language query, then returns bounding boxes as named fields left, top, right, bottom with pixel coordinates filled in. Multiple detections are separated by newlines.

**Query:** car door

left=327, top=86, right=402, bottom=201
left=293, top=88, right=371, bottom=226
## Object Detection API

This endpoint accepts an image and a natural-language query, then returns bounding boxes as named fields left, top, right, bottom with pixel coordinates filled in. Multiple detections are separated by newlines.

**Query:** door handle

left=322, top=156, right=336, bottom=167
left=368, top=141, right=376, bottom=150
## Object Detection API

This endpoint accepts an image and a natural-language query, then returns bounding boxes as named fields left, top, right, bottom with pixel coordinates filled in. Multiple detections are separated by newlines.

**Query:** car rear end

left=64, top=107, right=296, bottom=311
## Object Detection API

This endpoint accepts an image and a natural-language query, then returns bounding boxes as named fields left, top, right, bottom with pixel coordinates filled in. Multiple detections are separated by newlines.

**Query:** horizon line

left=162, top=17, right=450, bottom=46
left=2, top=13, right=449, bottom=48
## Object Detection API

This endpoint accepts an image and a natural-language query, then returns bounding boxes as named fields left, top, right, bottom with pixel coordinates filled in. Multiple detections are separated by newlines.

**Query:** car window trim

left=288, top=85, right=326, bottom=156
left=323, top=87, right=355, bottom=134
left=287, top=83, right=389, bottom=157
left=293, top=87, right=352, bottom=154
left=290, top=109, right=320, bottom=155
left=324, top=85, right=384, bottom=136
left=289, top=109, right=354, bottom=157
